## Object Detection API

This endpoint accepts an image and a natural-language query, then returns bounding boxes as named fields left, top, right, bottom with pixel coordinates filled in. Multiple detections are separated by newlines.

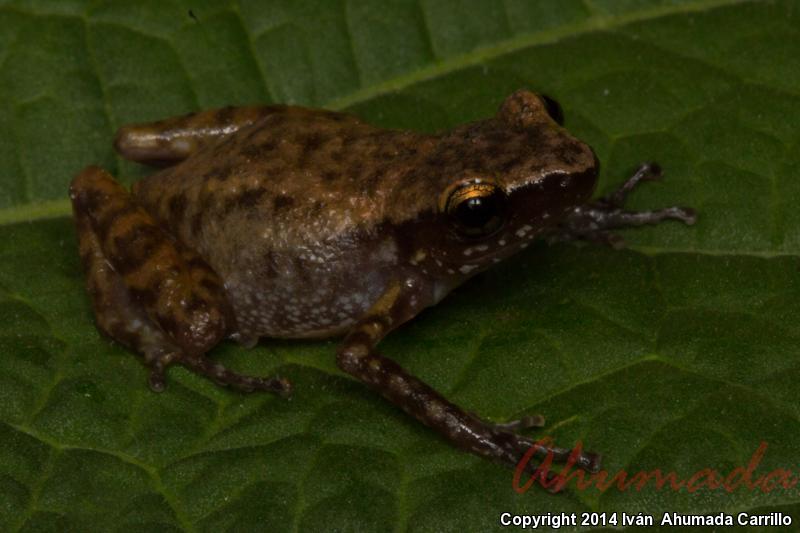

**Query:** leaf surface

left=1, top=0, right=799, bottom=531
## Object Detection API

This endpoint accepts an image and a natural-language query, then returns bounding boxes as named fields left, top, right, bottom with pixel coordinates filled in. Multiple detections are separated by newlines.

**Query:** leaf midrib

left=0, top=0, right=749, bottom=227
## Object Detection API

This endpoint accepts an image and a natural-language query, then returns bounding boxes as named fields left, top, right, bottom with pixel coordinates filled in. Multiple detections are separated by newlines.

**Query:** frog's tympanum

left=70, top=91, right=695, bottom=477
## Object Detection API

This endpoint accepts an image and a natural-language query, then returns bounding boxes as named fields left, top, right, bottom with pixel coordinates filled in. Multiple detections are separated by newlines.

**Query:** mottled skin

left=70, top=90, right=695, bottom=479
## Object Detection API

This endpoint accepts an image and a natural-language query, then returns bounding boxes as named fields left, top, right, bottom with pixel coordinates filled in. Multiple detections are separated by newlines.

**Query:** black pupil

left=454, top=190, right=504, bottom=232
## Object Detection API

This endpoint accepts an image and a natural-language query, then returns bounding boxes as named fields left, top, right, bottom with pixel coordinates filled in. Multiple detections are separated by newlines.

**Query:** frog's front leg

left=549, top=163, right=697, bottom=248
left=114, top=105, right=280, bottom=166
left=69, top=166, right=291, bottom=395
left=336, top=281, right=601, bottom=477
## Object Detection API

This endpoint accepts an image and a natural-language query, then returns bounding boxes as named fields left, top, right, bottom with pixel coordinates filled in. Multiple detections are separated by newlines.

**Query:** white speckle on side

left=410, top=249, right=427, bottom=265
left=446, top=268, right=455, bottom=275
left=465, top=244, right=489, bottom=256
left=498, top=239, right=506, bottom=246
left=515, top=224, right=533, bottom=238
left=492, top=257, right=501, bottom=263
left=520, top=243, right=529, bottom=249
left=444, top=413, right=462, bottom=434
left=390, top=375, right=411, bottom=395
left=426, top=401, right=446, bottom=422
left=459, top=264, right=478, bottom=274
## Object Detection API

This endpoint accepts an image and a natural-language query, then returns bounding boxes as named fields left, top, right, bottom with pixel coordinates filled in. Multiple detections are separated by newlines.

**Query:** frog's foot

left=548, top=162, right=697, bottom=249
left=147, top=351, right=292, bottom=396
left=484, top=418, right=601, bottom=474
left=70, top=165, right=291, bottom=397
left=338, top=342, right=602, bottom=479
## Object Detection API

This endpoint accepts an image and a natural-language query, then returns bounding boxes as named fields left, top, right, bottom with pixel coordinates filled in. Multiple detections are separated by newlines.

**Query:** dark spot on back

left=206, top=162, right=236, bottom=181
left=364, top=167, right=387, bottom=194
left=321, top=170, right=339, bottom=181
left=273, top=194, right=294, bottom=210
left=319, top=109, right=349, bottom=122
left=499, top=154, right=523, bottom=173
left=223, top=187, right=267, bottom=214
left=197, top=189, right=213, bottom=214
left=168, top=194, right=188, bottom=222
left=299, top=132, right=326, bottom=167
left=266, top=112, right=287, bottom=129
left=239, top=142, right=275, bottom=160
left=302, top=132, right=325, bottom=152
left=190, top=213, right=203, bottom=237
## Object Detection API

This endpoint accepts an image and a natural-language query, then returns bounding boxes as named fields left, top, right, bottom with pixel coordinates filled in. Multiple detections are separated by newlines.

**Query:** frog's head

left=400, top=90, right=598, bottom=284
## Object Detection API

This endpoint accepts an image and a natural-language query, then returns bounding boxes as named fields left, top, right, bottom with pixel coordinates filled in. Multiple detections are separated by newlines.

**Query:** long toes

left=496, top=414, right=546, bottom=431
left=671, top=206, right=698, bottom=225
left=185, top=356, right=293, bottom=396
left=582, top=451, right=602, bottom=474
left=638, top=162, right=663, bottom=181
left=149, top=352, right=293, bottom=397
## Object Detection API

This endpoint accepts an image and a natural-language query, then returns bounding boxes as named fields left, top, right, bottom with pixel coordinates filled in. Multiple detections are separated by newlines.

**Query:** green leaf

left=2, top=0, right=799, bottom=530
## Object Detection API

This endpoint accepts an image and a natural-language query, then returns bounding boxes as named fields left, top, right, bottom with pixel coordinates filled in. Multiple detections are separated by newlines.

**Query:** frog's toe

left=179, top=354, right=292, bottom=396
left=671, top=206, right=698, bottom=225
left=510, top=432, right=603, bottom=476
left=494, top=414, right=546, bottom=431
left=141, top=347, right=291, bottom=396
left=600, top=162, right=662, bottom=208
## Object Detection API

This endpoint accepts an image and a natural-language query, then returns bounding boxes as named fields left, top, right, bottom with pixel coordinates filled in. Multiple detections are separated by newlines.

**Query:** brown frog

left=69, top=90, right=695, bottom=477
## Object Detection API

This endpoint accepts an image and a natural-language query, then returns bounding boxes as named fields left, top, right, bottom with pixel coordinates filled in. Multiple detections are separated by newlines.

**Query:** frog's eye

left=540, top=94, right=564, bottom=125
left=444, top=182, right=507, bottom=237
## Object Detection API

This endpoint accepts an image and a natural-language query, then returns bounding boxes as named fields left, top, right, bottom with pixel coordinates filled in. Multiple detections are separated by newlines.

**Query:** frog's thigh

left=114, top=105, right=278, bottom=166
left=69, top=166, right=290, bottom=395
left=336, top=282, right=601, bottom=476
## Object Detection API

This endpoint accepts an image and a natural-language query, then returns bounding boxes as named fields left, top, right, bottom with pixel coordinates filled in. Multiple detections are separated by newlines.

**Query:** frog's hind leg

left=114, top=105, right=282, bottom=166
left=69, top=165, right=291, bottom=396
left=336, top=281, right=600, bottom=489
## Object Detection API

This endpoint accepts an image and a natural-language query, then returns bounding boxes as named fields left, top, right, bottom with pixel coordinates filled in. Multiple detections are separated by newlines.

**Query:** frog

left=69, top=90, right=695, bottom=478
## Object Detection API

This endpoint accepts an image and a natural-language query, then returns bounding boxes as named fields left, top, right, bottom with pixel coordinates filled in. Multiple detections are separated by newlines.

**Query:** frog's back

left=134, top=106, right=431, bottom=255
